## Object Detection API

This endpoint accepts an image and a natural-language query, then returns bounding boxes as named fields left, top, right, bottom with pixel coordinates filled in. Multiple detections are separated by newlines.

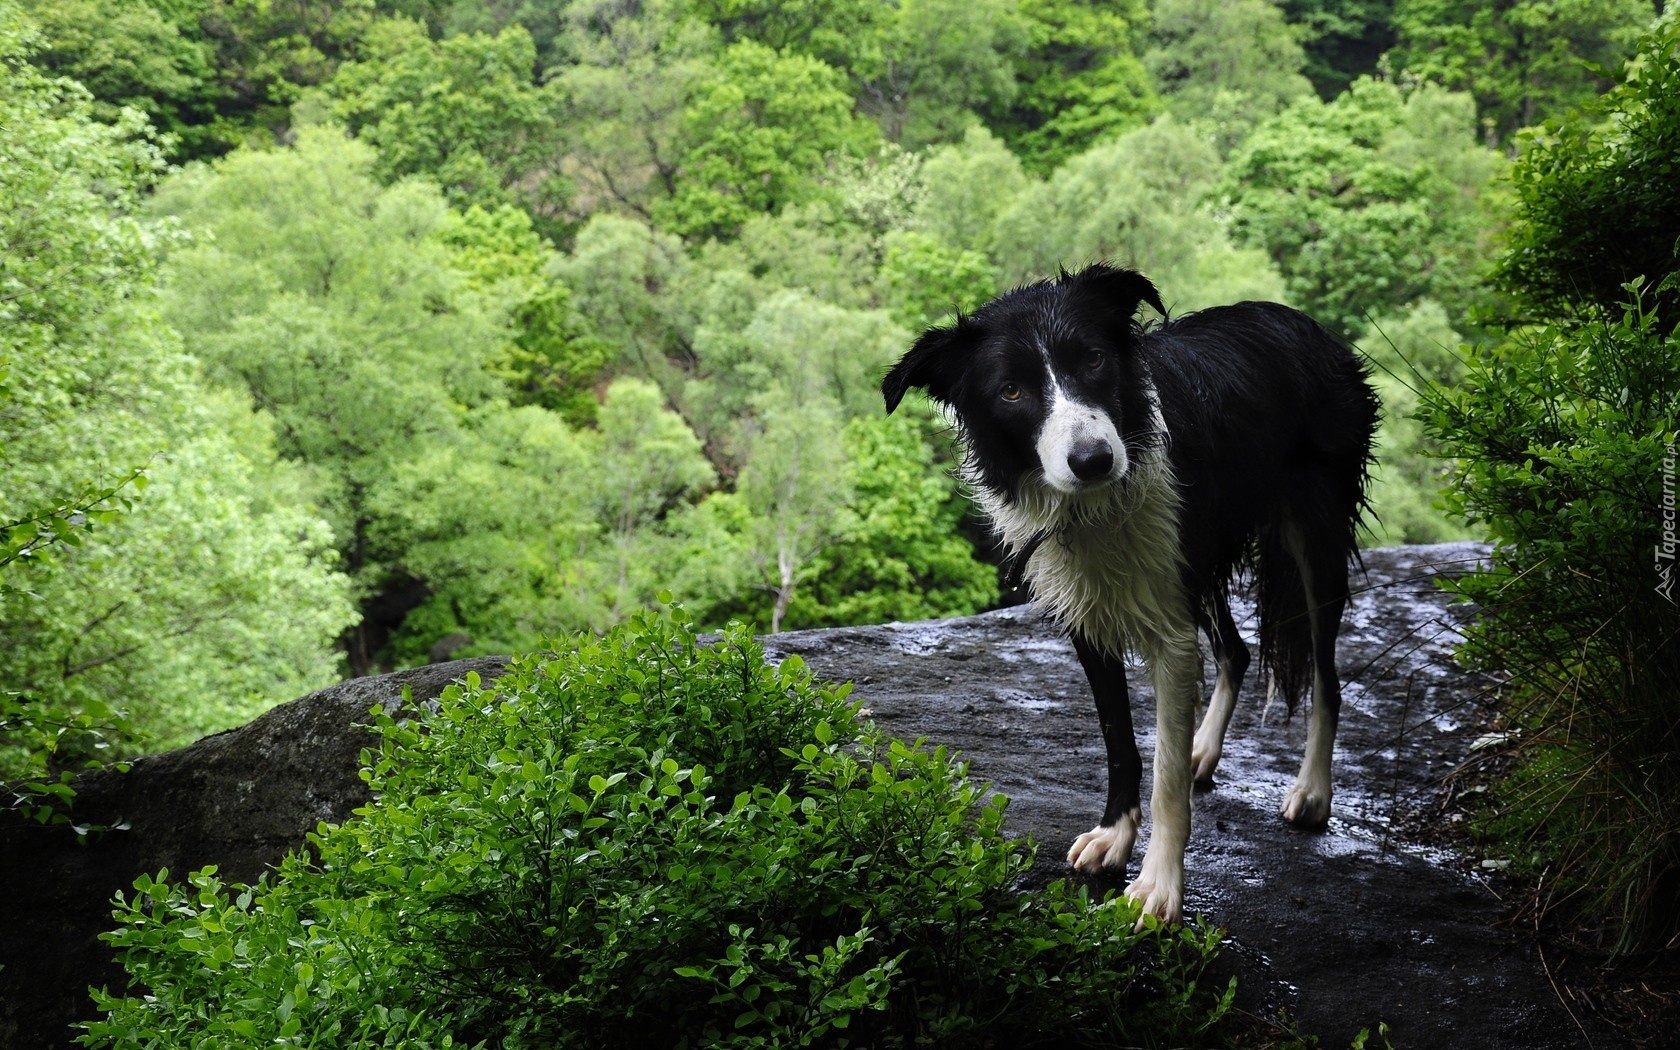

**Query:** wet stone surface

left=764, top=542, right=1610, bottom=1049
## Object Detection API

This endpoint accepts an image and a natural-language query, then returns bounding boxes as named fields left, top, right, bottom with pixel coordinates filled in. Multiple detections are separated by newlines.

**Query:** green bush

left=1492, top=17, right=1680, bottom=333
left=1424, top=20, right=1680, bottom=953
left=85, top=605, right=1262, bottom=1048
left=1428, top=295, right=1680, bottom=951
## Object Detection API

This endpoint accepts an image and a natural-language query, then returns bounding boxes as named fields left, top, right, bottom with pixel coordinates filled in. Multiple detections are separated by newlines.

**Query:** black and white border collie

left=882, top=264, right=1379, bottom=924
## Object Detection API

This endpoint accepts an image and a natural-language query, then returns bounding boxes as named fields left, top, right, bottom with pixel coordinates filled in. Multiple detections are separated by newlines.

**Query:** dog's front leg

left=1127, top=636, right=1199, bottom=925
left=1066, top=633, right=1142, bottom=874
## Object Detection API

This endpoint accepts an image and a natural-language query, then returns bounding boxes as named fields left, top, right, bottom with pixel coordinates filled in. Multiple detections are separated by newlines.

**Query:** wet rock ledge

left=0, top=543, right=1611, bottom=1048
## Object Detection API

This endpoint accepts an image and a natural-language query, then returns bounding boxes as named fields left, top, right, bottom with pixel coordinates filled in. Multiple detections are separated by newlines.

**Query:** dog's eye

left=1000, top=382, right=1023, bottom=402
left=1085, top=350, right=1105, bottom=370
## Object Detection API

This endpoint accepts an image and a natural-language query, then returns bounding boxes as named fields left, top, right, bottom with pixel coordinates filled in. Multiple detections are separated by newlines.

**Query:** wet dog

left=882, top=264, right=1378, bottom=923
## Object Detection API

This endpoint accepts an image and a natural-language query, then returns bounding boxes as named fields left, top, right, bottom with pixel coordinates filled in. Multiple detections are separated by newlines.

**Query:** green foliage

left=1358, top=300, right=1476, bottom=545
left=682, top=281, right=908, bottom=466
left=739, top=291, right=903, bottom=417
left=1494, top=17, right=1680, bottom=333
left=667, top=407, right=998, bottom=634
left=87, top=610, right=1251, bottom=1048
left=190, top=0, right=383, bottom=135
left=1222, top=76, right=1504, bottom=334
left=1, top=6, right=354, bottom=769
left=0, top=478, right=145, bottom=594
left=373, top=377, right=713, bottom=665
left=367, top=403, right=594, bottom=666
left=1424, top=21, right=1680, bottom=952
left=790, top=409, right=1001, bottom=628
left=655, top=39, right=874, bottom=240
left=552, top=212, right=693, bottom=383
left=437, top=203, right=611, bottom=424
left=712, top=201, right=883, bottom=311
left=909, top=124, right=1031, bottom=255
left=686, top=0, right=884, bottom=73
left=1279, top=0, right=1399, bottom=98
left=1145, top=0, right=1315, bottom=152
left=150, top=125, right=506, bottom=663
left=2, top=475, right=142, bottom=814
left=148, top=124, right=714, bottom=672
left=24, top=0, right=394, bottom=155
left=303, top=18, right=566, bottom=223
left=854, top=0, right=1031, bottom=148
left=728, top=399, right=853, bottom=633
left=435, top=0, right=567, bottom=69
left=878, top=230, right=1000, bottom=330
left=823, top=144, right=927, bottom=246
left=16, top=0, right=228, bottom=156
left=991, top=117, right=1288, bottom=309
left=1428, top=295, right=1680, bottom=950
left=588, top=378, right=719, bottom=610
left=548, top=0, right=716, bottom=222
left=1387, top=0, right=1651, bottom=143
left=991, top=0, right=1158, bottom=171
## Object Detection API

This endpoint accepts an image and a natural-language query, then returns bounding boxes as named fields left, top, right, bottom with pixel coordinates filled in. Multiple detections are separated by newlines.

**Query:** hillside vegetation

left=4, top=0, right=1677, bottom=960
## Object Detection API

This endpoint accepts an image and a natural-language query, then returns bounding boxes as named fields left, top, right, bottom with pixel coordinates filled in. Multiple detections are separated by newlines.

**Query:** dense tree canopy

left=303, top=18, right=564, bottom=218
left=3, top=0, right=1661, bottom=772
left=1222, top=77, right=1504, bottom=334
left=150, top=129, right=506, bottom=615
left=1146, top=0, right=1315, bottom=143
left=1494, top=12, right=1680, bottom=329
left=1388, top=0, right=1652, bottom=142
left=993, top=0, right=1157, bottom=170
left=0, top=8, right=352, bottom=769
left=654, top=38, right=874, bottom=239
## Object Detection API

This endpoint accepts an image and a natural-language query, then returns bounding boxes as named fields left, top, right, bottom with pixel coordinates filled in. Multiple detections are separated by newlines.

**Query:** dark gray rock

left=0, top=544, right=1615, bottom=1048
left=766, top=541, right=1614, bottom=1048
left=0, top=657, right=510, bottom=1050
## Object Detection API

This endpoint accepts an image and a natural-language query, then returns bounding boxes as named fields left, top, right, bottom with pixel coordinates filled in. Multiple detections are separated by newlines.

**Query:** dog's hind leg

left=1279, top=522, right=1349, bottom=828
left=1067, top=633, right=1143, bottom=875
left=1191, top=592, right=1249, bottom=786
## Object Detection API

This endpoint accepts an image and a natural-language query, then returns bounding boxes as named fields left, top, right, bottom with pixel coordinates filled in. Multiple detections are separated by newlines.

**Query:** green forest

left=5, top=0, right=1680, bottom=1041
left=3, top=0, right=1657, bottom=764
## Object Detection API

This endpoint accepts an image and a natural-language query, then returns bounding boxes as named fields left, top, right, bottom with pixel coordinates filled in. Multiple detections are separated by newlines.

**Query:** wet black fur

left=883, top=264, right=1380, bottom=711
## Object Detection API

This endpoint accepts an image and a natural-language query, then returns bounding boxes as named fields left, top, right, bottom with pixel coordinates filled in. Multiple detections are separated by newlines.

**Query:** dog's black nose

left=1068, top=441, right=1114, bottom=481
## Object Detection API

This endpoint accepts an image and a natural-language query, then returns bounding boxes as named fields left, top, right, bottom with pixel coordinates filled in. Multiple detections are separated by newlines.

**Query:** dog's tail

left=1254, top=525, right=1315, bottom=713
left=1255, top=324, right=1379, bottom=712
left=1253, top=475, right=1372, bottom=713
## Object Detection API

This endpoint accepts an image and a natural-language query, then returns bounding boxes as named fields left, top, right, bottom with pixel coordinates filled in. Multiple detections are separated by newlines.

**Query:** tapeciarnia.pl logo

left=1658, top=442, right=1677, bottom=605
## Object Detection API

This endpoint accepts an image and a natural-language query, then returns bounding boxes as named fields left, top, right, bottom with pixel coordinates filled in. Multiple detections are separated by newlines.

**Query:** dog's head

left=882, top=264, right=1165, bottom=502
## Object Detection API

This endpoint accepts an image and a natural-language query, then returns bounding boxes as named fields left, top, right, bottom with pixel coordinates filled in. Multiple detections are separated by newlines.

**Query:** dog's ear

left=1066, top=263, right=1166, bottom=320
left=882, top=320, right=973, bottom=414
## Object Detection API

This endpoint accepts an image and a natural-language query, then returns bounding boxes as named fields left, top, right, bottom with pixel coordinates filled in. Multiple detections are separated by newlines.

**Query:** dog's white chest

left=981, top=460, right=1192, bottom=660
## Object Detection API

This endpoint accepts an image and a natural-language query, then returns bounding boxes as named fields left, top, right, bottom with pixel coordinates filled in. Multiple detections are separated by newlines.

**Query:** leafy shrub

left=1428, top=296, right=1680, bottom=951
left=1488, top=15, right=1679, bottom=328
left=1424, top=20, right=1680, bottom=953
left=85, top=605, right=1258, bottom=1048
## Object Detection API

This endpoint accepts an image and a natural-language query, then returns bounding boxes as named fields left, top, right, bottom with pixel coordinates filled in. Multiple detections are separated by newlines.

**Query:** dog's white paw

left=1066, top=808, right=1141, bottom=873
left=1124, top=852, right=1185, bottom=927
left=1190, top=735, right=1221, bottom=785
left=1281, top=780, right=1331, bottom=827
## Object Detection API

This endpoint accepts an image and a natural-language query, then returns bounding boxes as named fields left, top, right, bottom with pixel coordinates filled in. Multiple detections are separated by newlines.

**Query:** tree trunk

left=771, top=541, right=797, bottom=633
